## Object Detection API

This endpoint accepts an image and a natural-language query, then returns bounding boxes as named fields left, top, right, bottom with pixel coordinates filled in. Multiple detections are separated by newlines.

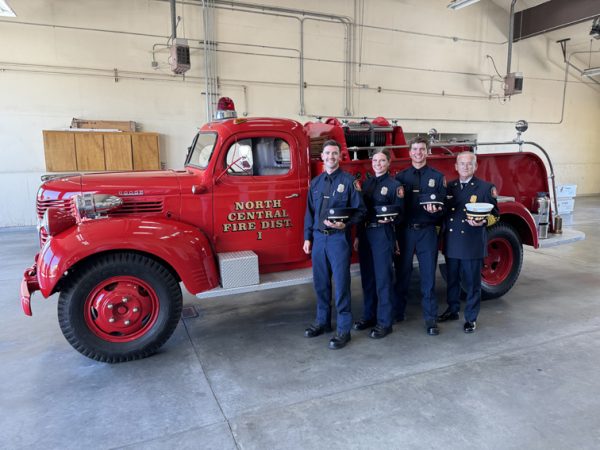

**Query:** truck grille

left=36, top=198, right=74, bottom=219
left=109, top=199, right=164, bottom=215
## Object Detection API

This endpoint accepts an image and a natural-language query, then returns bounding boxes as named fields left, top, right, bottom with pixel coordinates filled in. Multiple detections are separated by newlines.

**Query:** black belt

left=406, top=223, right=432, bottom=230
left=317, top=229, right=343, bottom=236
left=366, top=222, right=390, bottom=228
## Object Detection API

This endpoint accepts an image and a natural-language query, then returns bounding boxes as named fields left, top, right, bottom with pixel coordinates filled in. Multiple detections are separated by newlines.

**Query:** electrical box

left=169, top=38, right=191, bottom=75
left=504, top=72, right=523, bottom=96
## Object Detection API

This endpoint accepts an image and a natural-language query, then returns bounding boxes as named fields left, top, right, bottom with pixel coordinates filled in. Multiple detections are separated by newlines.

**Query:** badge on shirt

left=396, top=186, right=404, bottom=198
left=470, top=195, right=477, bottom=203
left=353, top=179, right=362, bottom=192
left=381, top=186, right=388, bottom=195
left=337, top=184, right=345, bottom=193
left=491, top=186, right=498, bottom=198
left=428, top=178, right=435, bottom=188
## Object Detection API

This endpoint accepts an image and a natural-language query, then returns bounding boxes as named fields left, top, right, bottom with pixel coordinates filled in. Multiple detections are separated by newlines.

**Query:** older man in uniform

left=394, top=136, right=446, bottom=336
left=438, top=151, right=499, bottom=333
left=303, top=139, right=366, bottom=349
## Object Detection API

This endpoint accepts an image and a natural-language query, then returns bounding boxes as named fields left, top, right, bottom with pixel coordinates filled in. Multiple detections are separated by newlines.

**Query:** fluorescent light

left=582, top=67, right=600, bottom=77
left=0, top=0, right=16, bottom=17
left=447, top=0, right=481, bottom=10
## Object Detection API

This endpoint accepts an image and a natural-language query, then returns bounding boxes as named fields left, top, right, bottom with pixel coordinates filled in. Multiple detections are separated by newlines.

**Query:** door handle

left=285, top=193, right=299, bottom=198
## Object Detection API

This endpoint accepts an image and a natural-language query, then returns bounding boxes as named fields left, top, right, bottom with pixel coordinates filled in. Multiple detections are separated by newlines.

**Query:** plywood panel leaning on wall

left=132, top=133, right=160, bottom=170
left=104, top=134, right=133, bottom=170
left=43, top=131, right=77, bottom=172
left=75, top=133, right=106, bottom=171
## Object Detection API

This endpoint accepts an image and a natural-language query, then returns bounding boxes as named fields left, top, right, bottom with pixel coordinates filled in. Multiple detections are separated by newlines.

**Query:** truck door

left=212, top=131, right=307, bottom=268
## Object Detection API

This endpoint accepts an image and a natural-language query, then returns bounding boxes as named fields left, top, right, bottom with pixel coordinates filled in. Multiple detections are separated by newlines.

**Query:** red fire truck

left=20, top=100, right=584, bottom=362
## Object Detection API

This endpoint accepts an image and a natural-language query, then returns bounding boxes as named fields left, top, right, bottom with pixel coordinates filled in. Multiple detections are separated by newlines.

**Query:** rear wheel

left=481, top=223, right=523, bottom=299
left=58, top=253, right=182, bottom=363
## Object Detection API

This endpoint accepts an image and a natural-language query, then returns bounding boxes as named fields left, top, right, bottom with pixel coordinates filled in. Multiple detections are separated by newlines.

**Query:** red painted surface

left=36, top=217, right=218, bottom=298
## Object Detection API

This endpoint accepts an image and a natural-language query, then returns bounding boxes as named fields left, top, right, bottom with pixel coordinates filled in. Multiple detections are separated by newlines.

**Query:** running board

left=536, top=228, right=585, bottom=248
left=196, top=263, right=362, bottom=299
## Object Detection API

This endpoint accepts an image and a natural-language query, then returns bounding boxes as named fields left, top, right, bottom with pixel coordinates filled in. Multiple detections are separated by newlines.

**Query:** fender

left=498, top=201, right=538, bottom=248
left=36, top=217, right=219, bottom=298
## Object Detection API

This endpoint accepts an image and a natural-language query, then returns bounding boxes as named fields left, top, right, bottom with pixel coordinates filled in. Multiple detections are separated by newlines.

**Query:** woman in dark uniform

left=353, top=148, right=404, bottom=339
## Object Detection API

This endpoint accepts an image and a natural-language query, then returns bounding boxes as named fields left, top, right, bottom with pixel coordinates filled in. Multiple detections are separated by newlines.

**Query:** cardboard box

left=556, top=198, right=575, bottom=214
left=557, top=184, right=577, bottom=198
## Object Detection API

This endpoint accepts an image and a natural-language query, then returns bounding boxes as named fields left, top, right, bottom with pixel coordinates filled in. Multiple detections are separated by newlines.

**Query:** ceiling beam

left=513, top=0, right=600, bottom=42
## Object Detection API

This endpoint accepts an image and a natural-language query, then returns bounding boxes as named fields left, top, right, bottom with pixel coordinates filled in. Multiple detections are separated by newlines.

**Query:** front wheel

left=58, top=253, right=182, bottom=363
left=481, top=223, right=523, bottom=300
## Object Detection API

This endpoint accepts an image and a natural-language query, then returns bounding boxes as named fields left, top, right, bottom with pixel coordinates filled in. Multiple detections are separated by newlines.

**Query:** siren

left=215, top=97, right=238, bottom=120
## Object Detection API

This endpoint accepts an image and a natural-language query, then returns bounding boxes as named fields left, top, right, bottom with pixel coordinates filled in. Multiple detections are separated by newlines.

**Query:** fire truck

left=20, top=99, right=584, bottom=362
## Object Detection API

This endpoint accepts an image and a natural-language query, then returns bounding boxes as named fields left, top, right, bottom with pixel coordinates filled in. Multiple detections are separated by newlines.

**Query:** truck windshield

left=187, top=132, right=217, bottom=169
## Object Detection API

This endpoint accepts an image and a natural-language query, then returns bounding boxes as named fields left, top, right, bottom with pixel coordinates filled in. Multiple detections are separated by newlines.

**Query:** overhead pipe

left=506, top=0, right=517, bottom=75
left=170, top=0, right=177, bottom=40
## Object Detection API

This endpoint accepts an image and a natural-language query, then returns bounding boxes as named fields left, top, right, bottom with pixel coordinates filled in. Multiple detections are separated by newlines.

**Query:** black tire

left=58, top=253, right=182, bottom=363
left=439, top=222, right=523, bottom=301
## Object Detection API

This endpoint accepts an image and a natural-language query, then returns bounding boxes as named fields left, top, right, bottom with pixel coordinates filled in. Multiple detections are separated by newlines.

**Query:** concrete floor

left=1, top=197, right=599, bottom=450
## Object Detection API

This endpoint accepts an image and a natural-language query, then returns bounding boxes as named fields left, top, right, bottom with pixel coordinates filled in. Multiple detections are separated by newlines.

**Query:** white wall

left=1, top=0, right=599, bottom=227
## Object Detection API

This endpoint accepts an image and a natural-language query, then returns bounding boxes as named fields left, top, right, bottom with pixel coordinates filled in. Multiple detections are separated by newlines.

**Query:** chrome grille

left=36, top=198, right=73, bottom=219
left=109, top=199, right=164, bottom=215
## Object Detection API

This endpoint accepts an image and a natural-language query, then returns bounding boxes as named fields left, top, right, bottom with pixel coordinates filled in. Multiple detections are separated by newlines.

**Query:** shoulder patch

left=397, top=185, right=405, bottom=198
left=353, top=179, right=362, bottom=192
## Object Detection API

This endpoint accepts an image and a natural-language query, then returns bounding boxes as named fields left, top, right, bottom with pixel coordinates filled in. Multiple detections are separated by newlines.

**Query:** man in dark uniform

left=303, top=139, right=366, bottom=349
left=353, top=148, right=404, bottom=339
left=438, top=151, right=499, bottom=333
left=394, top=136, right=446, bottom=336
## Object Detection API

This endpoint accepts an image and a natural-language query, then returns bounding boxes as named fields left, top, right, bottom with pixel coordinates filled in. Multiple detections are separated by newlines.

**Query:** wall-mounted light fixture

left=447, top=0, right=481, bottom=10
left=591, top=17, right=600, bottom=40
left=0, top=0, right=16, bottom=17
left=582, top=67, right=600, bottom=77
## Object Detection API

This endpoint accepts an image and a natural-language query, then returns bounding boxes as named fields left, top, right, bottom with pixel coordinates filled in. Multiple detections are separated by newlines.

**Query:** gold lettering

left=223, top=223, right=232, bottom=232
left=273, top=199, right=281, bottom=208
left=257, top=231, right=263, bottom=240
left=265, top=210, right=273, bottom=219
left=227, top=212, right=236, bottom=221
left=246, top=211, right=255, bottom=220
left=255, top=200, right=264, bottom=209
left=234, top=202, right=245, bottom=211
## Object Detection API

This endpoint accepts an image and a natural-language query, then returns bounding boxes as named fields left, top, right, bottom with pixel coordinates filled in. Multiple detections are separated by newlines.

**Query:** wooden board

left=132, top=134, right=160, bottom=170
left=104, top=134, right=133, bottom=170
left=43, top=131, right=77, bottom=172
left=75, top=133, right=106, bottom=171
left=71, top=118, right=136, bottom=132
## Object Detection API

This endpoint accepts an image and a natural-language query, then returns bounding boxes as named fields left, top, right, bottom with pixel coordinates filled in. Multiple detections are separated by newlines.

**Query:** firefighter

left=394, top=136, right=446, bottom=335
left=438, top=152, right=499, bottom=333
left=353, top=148, right=404, bottom=339
left=303, top=139, right=366, bottom=349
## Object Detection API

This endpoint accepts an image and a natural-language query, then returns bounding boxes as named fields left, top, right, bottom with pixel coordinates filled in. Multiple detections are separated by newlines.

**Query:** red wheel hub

left=84, top=276, right=159, bottom=342
left=482, top=237, right=514, bottom=286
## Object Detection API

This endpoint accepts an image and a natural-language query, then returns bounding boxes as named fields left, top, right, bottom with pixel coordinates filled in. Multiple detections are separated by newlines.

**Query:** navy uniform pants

left=358, top=224, right=395, bottom=328
left=394, top=226, right=439, bottom=325
left=445, top=257, right=482, bottom=323
left=311, top=230, right=352, bottom=333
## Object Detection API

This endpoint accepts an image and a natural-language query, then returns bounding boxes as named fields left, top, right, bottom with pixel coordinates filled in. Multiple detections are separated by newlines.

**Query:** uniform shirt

left=395, top=165, right=446, bottom=226
left=443, top=176, right=499, bottom=259
left=360, top=172, right=404, bottom=228
left=304, top=167, right=366, bottom=241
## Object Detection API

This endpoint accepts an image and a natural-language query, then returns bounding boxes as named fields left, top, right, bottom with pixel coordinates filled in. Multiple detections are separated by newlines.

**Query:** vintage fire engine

left=20, top=99, right=584, bottom=362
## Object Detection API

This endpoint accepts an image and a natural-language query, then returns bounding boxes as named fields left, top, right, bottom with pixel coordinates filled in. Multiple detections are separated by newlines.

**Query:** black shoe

left=464, top=321, right=477, bottom=333
left=427, top=325, right=440, bottom=336
left=328, top=332, right=351, bottom=349
left=304, top=323, right=332, bottom=338
left=369, top=325, right=393, bottom=339
left=437, top=310, right=459, bottom=322
left=353, top=318, right=376, bottom=331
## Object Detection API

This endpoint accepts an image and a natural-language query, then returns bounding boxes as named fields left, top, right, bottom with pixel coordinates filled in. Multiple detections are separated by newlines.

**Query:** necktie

left=318, top=175, right=332, bottom=231
left=461, top=182, right=467, bottom=190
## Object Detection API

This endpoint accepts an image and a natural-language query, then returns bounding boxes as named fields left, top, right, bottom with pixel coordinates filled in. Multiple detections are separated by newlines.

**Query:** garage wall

left=1, top=0, right=599, bottom=227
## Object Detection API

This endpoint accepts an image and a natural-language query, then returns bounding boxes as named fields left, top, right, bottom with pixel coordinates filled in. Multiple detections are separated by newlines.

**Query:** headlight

left=75, top=193, right=123, bottom=219
left=42, top=207, right=77, bottom=236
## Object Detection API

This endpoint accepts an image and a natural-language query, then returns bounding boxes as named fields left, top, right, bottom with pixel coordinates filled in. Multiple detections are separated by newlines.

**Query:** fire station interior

left=2, top=1, right=600, bottom=448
